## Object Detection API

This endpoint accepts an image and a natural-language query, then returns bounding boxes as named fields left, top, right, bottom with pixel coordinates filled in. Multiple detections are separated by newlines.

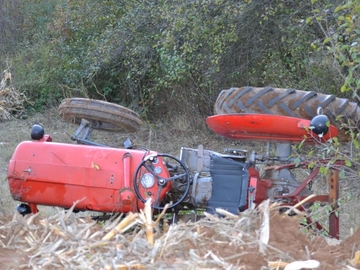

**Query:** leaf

left=319, top=166, right=329, bottom=175
left=345, top=159, right=352, bottom=167
left=308, top=161, right=315, bottom=169
left=323, top=37, right=332, bottom=44
left=334, top=6, right=344, bottom=13
left=325, top=204, right=333, bottom=214
left=298, top=139, right=305, bottom=149
left=353, top=139, right=359, bottom=149
left=338, top=15, right=345, bottom=21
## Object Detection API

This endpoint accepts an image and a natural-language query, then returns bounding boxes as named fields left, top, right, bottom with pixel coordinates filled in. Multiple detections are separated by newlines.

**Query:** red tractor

left=8, top=87, right=358, bottom=239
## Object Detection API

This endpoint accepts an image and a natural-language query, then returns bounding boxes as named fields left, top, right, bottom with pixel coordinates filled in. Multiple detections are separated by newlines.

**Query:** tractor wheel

left=58, top=98, right=142, bottom=133
left=214, top=86, right=360, bottom=141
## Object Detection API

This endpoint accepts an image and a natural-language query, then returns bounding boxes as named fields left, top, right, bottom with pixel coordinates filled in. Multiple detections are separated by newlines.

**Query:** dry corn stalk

left=268, top=260, right=289, bottom=269
left=284, top=259, right=320, bottom=270
left=104, top=263, right=147, bottom=270
left=352, top=250, right=360, bottom=266
left=215, top=208, right=238, bottom=218
left=102, top=212, right=139, bottom=241
left=283, top=194, right=316, bottom=216
left=0, top=69, right=31, bottom=120
left=268, top=259, right=320, bottom=270
left=139, top=199, right=155, bottom=246
left=138, top=199, right=169, bottom=246
left=258, top=199, right=270, bottom=254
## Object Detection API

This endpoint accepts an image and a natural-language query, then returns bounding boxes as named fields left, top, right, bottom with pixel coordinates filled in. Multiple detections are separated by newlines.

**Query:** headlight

left=140, top=173, right=155, bottom=188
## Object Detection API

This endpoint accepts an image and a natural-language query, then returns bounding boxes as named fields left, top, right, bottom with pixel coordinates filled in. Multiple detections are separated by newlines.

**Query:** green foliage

left=1, top=0, right=358, bottom=117
left=153, top=0, right=244, bottom=115
left=306, top=0, right=360, bottom=99
left=250, top=0, right=342, bottom=93
left=0, top=0, right=21, bottom=54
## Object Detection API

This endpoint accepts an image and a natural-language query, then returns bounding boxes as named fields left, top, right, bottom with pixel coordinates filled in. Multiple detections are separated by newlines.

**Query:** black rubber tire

left=214, top=86, right=360, bottom=141
left=58, top=98, right=142, bottom=133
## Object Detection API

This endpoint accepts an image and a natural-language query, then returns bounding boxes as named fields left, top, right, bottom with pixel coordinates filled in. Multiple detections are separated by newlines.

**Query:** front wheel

left=58, top=98, right=142, bottom=133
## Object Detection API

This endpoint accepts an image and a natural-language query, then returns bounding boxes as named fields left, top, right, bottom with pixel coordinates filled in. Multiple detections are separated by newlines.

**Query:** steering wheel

left=133, top=153, right=191, bottom=210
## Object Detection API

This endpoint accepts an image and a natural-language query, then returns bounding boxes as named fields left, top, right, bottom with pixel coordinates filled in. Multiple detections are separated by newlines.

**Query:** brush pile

left=0, top=199, right=359, bottom=270
left=0, top=70, right=30, bottom=120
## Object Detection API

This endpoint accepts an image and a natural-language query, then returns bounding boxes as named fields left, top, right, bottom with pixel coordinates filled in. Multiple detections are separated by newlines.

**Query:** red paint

left=206, top=114, right=338, bottom=143
left=247, top=166, right=268, bottom=206
left=7, top=140, right=171, bottom=213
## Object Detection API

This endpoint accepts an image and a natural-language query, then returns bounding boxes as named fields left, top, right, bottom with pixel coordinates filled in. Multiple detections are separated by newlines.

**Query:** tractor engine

left=179, top=144, right=312, bottom=215
left=180, top=146, right=250, bottom=214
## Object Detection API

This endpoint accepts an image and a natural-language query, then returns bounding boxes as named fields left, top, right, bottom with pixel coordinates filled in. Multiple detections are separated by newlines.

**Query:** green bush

left=1, top=0, right=357, bottom=117
left=306, top=0, right=360, bottom=100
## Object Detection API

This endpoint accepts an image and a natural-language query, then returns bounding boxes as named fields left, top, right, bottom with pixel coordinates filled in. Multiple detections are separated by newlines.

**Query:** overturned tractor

left=8, top=87, right=359, bottom=239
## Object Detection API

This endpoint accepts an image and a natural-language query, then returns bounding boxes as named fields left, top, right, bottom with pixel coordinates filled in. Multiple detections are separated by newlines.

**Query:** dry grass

left=1, top=199, right=359, bottom=269
left=0, top=70, right=31, bottom=120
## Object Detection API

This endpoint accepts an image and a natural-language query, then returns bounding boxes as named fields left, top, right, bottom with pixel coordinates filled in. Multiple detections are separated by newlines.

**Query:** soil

left=0, top=209, right=359, bottom=269
left=1, top=110, right=360, bottom=269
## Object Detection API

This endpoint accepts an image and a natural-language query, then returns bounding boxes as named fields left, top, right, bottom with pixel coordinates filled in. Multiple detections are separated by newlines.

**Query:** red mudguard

left=206, top=114, right=338, bottom=142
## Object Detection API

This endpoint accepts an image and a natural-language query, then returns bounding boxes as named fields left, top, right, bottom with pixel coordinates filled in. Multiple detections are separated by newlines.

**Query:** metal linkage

left=71, top=118, right=107, bottom=147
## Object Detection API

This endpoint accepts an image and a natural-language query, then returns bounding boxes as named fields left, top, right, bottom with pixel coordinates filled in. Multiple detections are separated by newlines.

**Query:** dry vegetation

left=1, top=198, right=360, bottom=269
left=0, top=70, right=31, bottom=120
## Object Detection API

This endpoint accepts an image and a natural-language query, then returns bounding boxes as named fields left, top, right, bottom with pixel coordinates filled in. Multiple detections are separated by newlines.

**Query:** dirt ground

left=0, top=205, right=359, bottom=269
left=1, top=109, right=360, bottom=269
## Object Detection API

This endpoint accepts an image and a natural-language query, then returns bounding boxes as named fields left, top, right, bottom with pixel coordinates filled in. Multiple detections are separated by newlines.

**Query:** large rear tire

left=58, top=98, right=142, bottom=133
left=214, top=86, right=360, bottom=141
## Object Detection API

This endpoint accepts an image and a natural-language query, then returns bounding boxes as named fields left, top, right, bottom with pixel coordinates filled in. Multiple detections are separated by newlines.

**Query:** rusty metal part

left=214, top=87, right=360, bottom=141
left=329, top=169, right=340, bottom=239
left=58, top=98, right=142, bottom=133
